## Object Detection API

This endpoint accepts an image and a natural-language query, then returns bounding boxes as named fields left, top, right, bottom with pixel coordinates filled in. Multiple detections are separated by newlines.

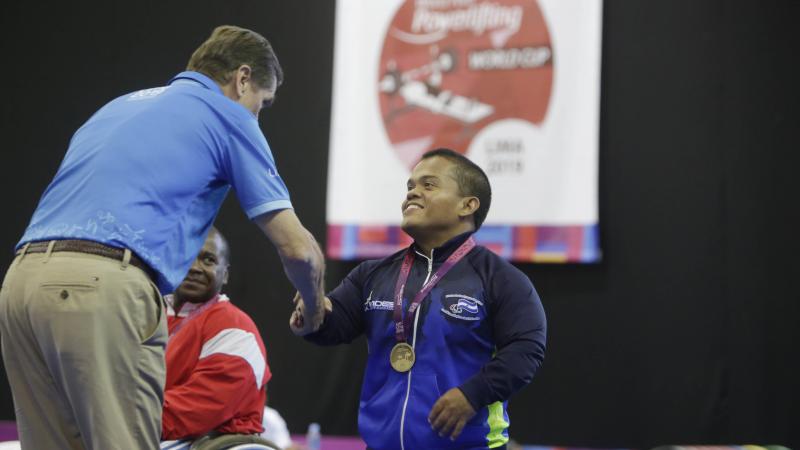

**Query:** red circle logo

left=378, top=0, right=554, bottom=168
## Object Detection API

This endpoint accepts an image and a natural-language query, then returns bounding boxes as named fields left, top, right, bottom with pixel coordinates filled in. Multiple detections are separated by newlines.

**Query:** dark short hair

left=187, top=25, right=283, bottom=89
left=421, top=148, right=492, bottom=229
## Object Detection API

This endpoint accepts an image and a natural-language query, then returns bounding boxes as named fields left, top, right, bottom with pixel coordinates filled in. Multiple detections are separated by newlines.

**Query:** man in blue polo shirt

left=0, top=25, right=326, bottom=449
left=291, top=149, right=547, bottom=450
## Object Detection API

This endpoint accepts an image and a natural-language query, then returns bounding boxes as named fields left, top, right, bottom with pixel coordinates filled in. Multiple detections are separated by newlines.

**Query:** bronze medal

left=390, top=342, right=415, bottom=372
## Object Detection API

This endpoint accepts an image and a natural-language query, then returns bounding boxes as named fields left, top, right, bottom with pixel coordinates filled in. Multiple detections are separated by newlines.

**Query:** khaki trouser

left=0, top=246, right=167, bottom=449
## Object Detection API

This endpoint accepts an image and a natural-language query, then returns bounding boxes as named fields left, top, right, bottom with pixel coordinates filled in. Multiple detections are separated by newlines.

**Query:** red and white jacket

left=162, top=294, right=271, bottom=440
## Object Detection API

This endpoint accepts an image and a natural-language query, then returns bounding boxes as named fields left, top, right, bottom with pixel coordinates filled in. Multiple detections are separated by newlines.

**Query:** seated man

left=161, top=227, right=270, bottom=444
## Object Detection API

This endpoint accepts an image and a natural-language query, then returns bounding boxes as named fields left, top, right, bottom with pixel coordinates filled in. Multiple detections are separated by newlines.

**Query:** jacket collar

left=165, top=293, right=229, bottom=317
left=412, top=231, right=474, bottom=264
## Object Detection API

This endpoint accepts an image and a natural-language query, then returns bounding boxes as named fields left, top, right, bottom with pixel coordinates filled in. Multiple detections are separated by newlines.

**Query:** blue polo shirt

left=17, top=71, right=292, bottom=293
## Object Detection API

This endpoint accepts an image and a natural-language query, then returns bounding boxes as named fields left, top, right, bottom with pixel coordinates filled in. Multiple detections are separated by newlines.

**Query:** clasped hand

left=289, top=292, right=331, bottom=336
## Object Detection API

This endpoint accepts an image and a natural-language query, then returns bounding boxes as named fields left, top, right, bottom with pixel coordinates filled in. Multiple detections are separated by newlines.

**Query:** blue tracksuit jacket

left=306, top=232, right=546, bottom=450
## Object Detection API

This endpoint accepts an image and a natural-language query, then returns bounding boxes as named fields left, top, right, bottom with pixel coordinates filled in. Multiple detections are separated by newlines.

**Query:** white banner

left=327, top=0, right=602, bottom=262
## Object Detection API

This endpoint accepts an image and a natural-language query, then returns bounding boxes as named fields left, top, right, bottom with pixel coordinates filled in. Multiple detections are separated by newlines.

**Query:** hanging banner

left=327, top=0, right=602, bottom=262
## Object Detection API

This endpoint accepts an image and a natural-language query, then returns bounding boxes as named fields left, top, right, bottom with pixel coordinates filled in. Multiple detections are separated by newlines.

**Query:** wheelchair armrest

left=189, top=433, right=281, bottom=450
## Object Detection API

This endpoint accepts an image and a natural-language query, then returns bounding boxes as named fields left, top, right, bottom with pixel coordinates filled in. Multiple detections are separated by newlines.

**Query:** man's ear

left=459, top=197, right=480, bottom=219
left=235, top=64, right=253, bottom=95
left=222, top=264, right=230, bottom=285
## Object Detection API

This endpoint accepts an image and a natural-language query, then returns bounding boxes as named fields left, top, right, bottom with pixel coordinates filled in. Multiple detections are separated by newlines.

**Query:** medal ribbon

left=168, top=294, right=222, bottom=341
left=393, top=237, right=476, bottom=343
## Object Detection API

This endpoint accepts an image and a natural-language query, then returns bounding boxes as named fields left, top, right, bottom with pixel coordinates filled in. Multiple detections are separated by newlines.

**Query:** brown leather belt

left=21, top=239, right=156, bottom=281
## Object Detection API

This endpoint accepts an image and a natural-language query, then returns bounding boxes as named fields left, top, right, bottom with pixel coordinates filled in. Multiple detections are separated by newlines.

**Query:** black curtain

left=0, top=1, right=797, bottom=448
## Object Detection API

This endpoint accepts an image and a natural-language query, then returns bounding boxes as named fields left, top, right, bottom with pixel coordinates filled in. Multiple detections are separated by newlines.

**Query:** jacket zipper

left=399, top=249, right=434, bottom=450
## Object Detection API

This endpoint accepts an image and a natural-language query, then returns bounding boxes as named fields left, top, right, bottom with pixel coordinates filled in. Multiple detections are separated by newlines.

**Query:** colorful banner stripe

left=327, top=224, right=600, bottom=263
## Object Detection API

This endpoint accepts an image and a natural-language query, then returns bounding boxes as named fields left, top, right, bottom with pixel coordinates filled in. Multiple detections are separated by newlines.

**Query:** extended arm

left=254, top=209, right=326, bottom=334
left=294, top=262, right=372, bottom=344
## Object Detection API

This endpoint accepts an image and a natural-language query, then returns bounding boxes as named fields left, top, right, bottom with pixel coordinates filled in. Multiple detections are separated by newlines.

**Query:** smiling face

left=174, top=230, right=230, bottom=304
left=401, top=156, right=478, bottom=247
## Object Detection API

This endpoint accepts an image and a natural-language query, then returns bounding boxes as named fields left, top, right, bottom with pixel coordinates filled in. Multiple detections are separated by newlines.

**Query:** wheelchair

left=1, top=434, right=281, bottom=450
left=187, top=433, right=281, bottom=450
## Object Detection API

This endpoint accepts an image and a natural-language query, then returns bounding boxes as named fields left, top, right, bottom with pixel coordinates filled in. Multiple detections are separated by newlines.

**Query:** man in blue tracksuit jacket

left=292, top=148, right=547, bottom=450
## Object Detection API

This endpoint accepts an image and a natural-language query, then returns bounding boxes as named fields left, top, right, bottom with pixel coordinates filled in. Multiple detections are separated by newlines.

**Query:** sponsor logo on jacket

left=440, top=294, right=483, bottom=321
left=364, top=290, right=394, bottom=311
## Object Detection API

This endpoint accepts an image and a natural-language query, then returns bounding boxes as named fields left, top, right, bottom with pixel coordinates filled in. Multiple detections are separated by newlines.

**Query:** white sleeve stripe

left=199, top=328, right=266, bottom=389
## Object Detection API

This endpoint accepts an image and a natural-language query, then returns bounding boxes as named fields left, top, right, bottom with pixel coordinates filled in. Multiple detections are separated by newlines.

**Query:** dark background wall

left=0, top=1, right=797, bottom=448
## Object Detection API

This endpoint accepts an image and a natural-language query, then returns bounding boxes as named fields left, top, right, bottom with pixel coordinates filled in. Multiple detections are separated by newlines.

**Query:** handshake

left=289, top=292, right=333, bottom=336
